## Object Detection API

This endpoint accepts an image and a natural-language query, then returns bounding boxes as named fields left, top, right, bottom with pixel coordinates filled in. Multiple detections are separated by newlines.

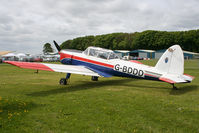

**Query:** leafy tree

left=59, top=29, right=199, bottom=52
left=43, top=43, right=54, bottom=54
left=60, top=40, right=72, bottom=49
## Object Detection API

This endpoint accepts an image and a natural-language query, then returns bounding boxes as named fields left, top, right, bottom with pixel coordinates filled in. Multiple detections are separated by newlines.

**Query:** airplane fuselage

left=59, top=50, right=163, bottom=82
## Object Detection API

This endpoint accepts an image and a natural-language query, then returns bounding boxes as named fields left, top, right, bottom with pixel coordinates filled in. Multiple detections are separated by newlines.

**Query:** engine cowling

left=59, top=52, right=73, bottom=64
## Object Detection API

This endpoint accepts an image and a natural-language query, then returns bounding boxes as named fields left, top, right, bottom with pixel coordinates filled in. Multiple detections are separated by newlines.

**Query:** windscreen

left=84, top=47, right=120, bottom=60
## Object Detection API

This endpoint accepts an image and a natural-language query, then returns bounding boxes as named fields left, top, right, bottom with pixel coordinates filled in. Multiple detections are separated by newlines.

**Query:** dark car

left=34, top=58, right=43, bottom=62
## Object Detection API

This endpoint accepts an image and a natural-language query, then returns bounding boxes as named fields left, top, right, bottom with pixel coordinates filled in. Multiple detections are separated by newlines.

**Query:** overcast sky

left=0, top=0, right=199, bottom=54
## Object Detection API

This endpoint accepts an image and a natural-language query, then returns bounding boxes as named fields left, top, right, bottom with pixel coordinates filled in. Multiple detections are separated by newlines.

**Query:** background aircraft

left=5, top=41, right=194, bottom=89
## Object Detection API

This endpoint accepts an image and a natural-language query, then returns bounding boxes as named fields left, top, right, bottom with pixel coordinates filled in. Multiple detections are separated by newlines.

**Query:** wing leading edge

left=5, top=61, right=100, bottom=77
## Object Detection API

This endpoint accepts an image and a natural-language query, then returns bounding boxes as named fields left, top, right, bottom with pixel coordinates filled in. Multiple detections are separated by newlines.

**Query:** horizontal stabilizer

left=159, top=73, right=194, bottom=84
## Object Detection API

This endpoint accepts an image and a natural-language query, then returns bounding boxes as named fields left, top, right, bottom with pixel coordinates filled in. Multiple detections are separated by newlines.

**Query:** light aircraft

left=5, top=41, right=194, bottom=89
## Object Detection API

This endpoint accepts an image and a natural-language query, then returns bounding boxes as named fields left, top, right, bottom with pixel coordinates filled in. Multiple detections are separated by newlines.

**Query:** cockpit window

left=83, top=47, right=121, bottom=60
left=109, top=53, right=120, bottom=59
left=83, top=48, right=89, bottom=55
left=98, top=52, right=109, bottom=59
left=89, top=49, right=98, bottom=56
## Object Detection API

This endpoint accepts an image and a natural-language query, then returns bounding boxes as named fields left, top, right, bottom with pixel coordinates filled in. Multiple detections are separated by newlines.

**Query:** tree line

left=59, top=29, right=199, bottom=52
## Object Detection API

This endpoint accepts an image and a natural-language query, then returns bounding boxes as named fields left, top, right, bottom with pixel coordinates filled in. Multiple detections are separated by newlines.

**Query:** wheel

left=60, top=78, right=67, bottom=85
left=173, top=86, right=178, bottom=90
left=172, top=84, right=178, bottom=90
left=91, top=76, right=98, bottom=81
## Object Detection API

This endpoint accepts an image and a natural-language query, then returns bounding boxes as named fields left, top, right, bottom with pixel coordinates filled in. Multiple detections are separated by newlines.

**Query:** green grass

left=0, top=60, right=199, bottom=133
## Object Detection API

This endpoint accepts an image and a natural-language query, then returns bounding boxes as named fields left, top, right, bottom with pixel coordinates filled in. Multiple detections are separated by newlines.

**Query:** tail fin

left=155, top=45, right=184, bottom=75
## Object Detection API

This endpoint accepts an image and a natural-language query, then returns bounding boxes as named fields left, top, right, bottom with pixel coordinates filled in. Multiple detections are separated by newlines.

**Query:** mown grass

left=0, top=60, right=199, bottom=133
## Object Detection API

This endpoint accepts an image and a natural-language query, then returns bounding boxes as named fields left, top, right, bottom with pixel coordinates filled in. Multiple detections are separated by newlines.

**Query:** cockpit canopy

left=83, top=46, right=121, bottom=60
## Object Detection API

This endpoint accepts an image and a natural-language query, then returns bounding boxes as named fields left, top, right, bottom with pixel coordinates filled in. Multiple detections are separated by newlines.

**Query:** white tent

left=2, top=53, right=16, bottom=57
left=2, top=53, right=17, bottom=61
left=16, top=53, right=26, bottom=57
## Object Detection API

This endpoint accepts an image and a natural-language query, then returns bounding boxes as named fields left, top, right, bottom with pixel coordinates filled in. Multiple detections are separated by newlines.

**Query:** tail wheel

left=60, top=78, right=67, bottom=85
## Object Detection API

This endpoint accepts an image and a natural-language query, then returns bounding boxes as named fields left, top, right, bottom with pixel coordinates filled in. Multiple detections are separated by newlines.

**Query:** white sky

left=0, top=0, right=199, bottom=54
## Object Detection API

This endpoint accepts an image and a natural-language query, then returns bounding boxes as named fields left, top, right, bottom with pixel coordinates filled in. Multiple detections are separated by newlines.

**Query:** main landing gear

left=91, top=76, right=98, bottom=81
left=60, top=73, right=71, bottom=85
left=59, top=74, right=99, bottom=85
left=171, top=83, right=178, bottom=90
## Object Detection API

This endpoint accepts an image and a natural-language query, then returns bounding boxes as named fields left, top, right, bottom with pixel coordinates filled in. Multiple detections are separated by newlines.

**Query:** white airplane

left=5, top=41, right=194, bottom=89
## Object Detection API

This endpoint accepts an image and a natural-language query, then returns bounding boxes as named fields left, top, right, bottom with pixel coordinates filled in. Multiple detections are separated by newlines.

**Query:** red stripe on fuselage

left=144, top=73, right=158, bottom=78
left=129, top=60, right=143, bottom=64
left=60, top=52, right=114, bottom=68
left=59, top=52, right=72, bottom=59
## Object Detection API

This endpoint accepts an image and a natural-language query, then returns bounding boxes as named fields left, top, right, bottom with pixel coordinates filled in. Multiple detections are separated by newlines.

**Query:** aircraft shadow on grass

left=169, top=85, right=198, bottom=95
left=27, top=78, right=134, bottom=97
left=26, top=79, right=198, bottom=97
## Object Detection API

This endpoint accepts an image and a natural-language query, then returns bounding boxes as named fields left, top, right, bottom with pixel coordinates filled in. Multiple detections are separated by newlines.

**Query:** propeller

left=53, top=40, right=61, bottom=52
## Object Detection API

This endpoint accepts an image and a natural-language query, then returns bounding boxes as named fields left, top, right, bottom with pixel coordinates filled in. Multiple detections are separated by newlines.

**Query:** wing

left=4, top=61, right=100, bottom=77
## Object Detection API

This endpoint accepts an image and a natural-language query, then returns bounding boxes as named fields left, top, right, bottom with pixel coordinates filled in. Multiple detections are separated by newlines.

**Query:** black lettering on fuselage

left=123, top=66, right=127, bottom=72
left=128, top=67, right=133, bottom=74
left=114, top=64, right=120, bottom=71
left=138, top=70, right=144, bottom=77
left=114, top=64, right=144, bottom=77
left=133, top=68, right=138, bottom=75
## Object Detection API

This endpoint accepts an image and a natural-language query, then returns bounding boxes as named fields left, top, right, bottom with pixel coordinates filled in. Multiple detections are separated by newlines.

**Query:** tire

left=60, top=78, right=67, bottom=85
left=91, top=76, right=98, bottom=81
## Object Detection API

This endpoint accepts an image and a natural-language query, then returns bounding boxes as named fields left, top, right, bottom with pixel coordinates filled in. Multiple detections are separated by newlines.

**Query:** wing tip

left=4, top=61, right=54, bottom=71
left=4, top=61, right=19, bottom=66
left=184, top=74, right=195, bottom=80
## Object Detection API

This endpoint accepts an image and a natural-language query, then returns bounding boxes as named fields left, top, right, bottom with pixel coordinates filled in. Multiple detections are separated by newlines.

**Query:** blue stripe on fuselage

left=61, top=58, right=148, bottom=79
left=61, top=58, right=160, bottom=82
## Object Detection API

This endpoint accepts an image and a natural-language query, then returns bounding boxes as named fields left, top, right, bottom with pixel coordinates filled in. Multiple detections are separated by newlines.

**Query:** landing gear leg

left=35, top=69, right=39, bottom=73
left=60, top=73, right=71, bottom=85
left=171, top=83, right=178, bottom=90
left=66, top=73, right=71, bottom=80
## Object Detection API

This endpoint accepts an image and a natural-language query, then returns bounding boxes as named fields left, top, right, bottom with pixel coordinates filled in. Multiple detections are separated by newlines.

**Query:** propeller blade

left=53, top=40, right=61, bottom=52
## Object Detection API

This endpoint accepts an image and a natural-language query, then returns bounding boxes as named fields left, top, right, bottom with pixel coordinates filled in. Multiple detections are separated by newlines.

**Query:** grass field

left=0, top=60, right=199, bottom=133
